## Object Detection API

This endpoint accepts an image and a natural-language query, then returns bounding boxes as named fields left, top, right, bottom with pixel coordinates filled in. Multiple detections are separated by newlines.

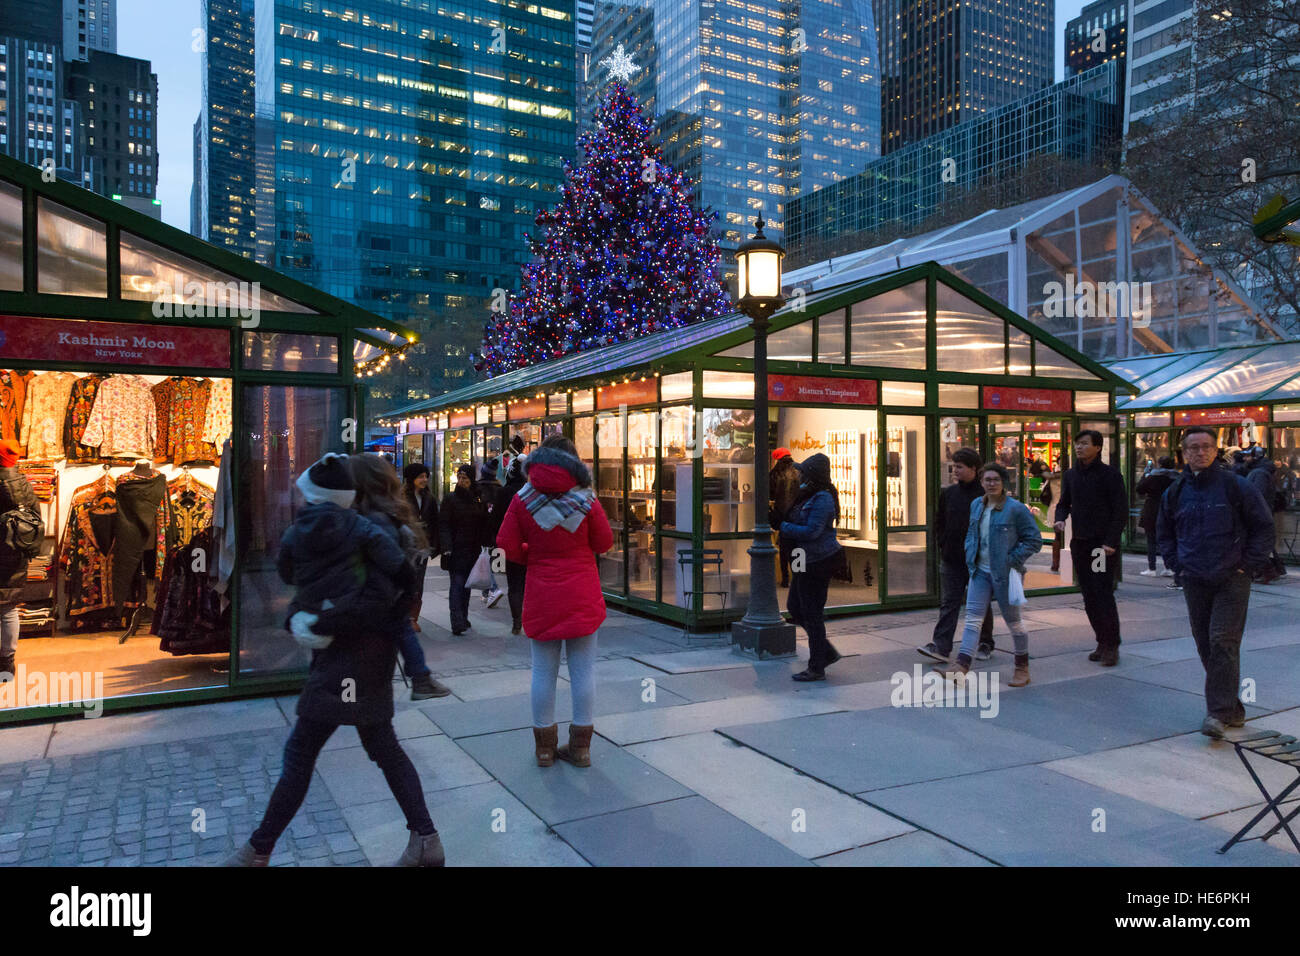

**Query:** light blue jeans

left=958, top=569, right=1029, bottom=661
left=0, top=604, right=17, bottom=655
left=531, top=633, right=597, bottom=727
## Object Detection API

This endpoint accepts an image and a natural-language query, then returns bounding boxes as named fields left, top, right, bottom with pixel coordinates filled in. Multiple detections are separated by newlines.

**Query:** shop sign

left=769, top=374, right=877, bottom=405
left=1173, top=406, right=1269, bottom=427
left=507, top=397, right=547, bottom=420
left=448, top=410, right=475, bottom=428
left=597, top=379, right=657, bottom=410
left=982, top=386, right=1072, bottom=414
left=0, top=314, right=230, bottom=369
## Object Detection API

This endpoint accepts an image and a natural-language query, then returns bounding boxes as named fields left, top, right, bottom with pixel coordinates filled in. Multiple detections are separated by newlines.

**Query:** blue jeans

left=395, top=618, right=430, bottom=678
left=957, top=568, right=1029, bottom=661
left=530, top=633, right=598, bottom=727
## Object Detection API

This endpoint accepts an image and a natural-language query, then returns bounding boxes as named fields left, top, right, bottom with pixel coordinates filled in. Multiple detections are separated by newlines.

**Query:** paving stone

left=316, top=734, right=490, bottom=807
left=814, top=831, right=995, bottom=867
left=555, top=795, right=812, bottom=866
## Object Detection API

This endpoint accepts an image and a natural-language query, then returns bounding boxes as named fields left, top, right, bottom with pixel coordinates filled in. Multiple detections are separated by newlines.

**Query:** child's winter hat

left=510, top=434, right=526, bottom=454
left=479, top=458, right=499, bottom=482
left=296, top=453, right=356, bottom=508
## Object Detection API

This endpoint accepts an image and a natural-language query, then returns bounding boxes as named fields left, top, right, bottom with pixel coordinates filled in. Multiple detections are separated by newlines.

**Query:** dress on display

left=111, top=471, right=173, bottom=613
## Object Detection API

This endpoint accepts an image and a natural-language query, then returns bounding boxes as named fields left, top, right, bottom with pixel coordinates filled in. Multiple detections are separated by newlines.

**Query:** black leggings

left=251, top=716, right=435, bottom=854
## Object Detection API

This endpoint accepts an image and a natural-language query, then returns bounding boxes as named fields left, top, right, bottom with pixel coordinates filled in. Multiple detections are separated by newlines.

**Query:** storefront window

left=627, top=411, right=657, bottom=602
left=818, top=310, right=846, bottom=364
left=1075, top=391, right=1109, bottom=413
left=938, top=415, right=981, bottom=489
left=595, top=410, right=624, bottom=594
left=702, top=371, right=754, bottom=400
left=241, top=332, right=339, bottom=373
left=572, top=390, right=594, bottom=413
left=938, top=383, right=979, bottom=408
left=575, top=415, right=594, bottom=466
left=475, top=406, right=490, bottom=425
left=444, top=428, right=472, bottom=490
left=936, top=284, right=1006, bottom=374
left=850, top=281, right=927, bottom=369
left=881, top=381, right=925, bottom=406
left=768, top=320, right=813, bottom=361
left=700, top=409, right=756, bottom=534
left=548, top=393, right=568, bottom=416
left=37, top=198, right=106, bottom=296
left=0, top=179, right=21, bottom=291
left=1009, top=328, right=1031, bottom=375
left=660, top=406, right=694, bottom=532
left=403, top=434, right=424, bottom=465
left=661, top=372, right=693, bottom=402
left=239, top=384, right=346, bottom=677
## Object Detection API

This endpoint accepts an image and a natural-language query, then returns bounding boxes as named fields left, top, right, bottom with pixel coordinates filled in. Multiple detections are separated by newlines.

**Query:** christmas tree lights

left=477, top=81, right=732, bottom=376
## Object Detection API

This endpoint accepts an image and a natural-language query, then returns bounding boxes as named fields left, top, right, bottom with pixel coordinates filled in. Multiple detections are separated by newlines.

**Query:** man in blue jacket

left=1157, top=426, right=1275, bottom=738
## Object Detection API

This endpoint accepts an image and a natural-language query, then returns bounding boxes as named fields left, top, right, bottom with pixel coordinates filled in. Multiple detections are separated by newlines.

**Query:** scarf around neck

left=517, top=482, right=594, bottom=532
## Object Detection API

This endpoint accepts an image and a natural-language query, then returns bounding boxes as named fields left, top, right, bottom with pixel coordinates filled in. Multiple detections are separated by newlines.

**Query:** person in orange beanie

left=0, top=439, right=37, bottom=678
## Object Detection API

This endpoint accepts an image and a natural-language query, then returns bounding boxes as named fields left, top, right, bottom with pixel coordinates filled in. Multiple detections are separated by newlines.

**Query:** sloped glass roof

left=1107, top=342, right=1300, bottom=409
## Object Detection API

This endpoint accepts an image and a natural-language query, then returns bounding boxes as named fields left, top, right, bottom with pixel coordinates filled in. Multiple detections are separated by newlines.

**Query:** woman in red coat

left=495, top=435, right=613, bottom=768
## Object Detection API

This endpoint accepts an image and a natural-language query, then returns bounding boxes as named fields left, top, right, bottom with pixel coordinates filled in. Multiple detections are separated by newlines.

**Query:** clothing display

left=63, top=374, right=106, bottom=463
left=153, top=527, right=229, bottom=656
left=201, top=377, right=232, bottom=446
left=59, top=473, right=135, bottom=629
left=153, top=377, right=220, bottom=466
left=167, top=472, right=215, bottom=549
left=0, top=370, right=33, bottom=443
left=211, top=438, right=234, bottom=601
left=18, top=462, right=56, bottom=501
left=81, top=375, right=157, bottom=460
left=112, top=471, right=173, bottom=612
left=20, top=371, right=78, bottom=459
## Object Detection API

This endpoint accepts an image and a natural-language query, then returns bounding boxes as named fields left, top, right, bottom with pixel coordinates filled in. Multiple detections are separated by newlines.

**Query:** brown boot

left=556, top=724, right=594, bottom=767
left=1010, top=654, right=1030, bottom=687
left=533, top=724, right=558, bottom=767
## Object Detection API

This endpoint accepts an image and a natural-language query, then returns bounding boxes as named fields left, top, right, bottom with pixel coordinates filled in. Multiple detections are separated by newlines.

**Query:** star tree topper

left=599, top=43, right=639, bottom=83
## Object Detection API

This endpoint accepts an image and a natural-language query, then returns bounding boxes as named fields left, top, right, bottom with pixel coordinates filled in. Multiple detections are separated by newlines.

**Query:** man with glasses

left=1053, top=430, right=1128, bottom=666
left=1157, top=427, right=1274, bottom=738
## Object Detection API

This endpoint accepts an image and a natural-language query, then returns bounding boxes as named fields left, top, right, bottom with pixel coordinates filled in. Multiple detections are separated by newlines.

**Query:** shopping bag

left=1007, top=568, right=1027, bottom=606
left=466, top=547, right=493, bottom=590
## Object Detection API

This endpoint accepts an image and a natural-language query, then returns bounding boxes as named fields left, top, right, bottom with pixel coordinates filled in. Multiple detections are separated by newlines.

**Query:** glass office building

left=590, top=0, right=880, bottom=247
left=876, top=0, right=1054, bottom=155
left=786, top=62, right=1122, bottom=250
left=249, top=0, right=576, bottom=409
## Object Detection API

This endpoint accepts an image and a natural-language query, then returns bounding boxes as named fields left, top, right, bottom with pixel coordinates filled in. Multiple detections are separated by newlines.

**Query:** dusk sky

left=116, top=0, right=1096, bottom=235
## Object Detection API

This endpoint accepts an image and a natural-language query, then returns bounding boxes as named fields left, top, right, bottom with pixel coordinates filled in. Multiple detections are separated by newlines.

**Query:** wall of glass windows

left=383, top=263, right=1132, bottom=627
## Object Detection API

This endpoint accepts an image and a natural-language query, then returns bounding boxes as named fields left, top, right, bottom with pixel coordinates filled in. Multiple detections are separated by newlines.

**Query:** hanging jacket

left=0, top=466, right=38, bottom=604
left=495, top=445, right=613, bottom=641
left=1135, top=467, right=1178, bottom=532
left=964, top=495, right=1042, bottom=606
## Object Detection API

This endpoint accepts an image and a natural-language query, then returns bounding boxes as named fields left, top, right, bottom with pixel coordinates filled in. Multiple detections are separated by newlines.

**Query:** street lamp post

left=731, top=216, right=796, bottom=658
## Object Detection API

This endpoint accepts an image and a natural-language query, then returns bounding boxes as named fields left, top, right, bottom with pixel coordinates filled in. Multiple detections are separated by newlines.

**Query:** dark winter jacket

left=403, top=484, right=439, bottom=556
left=0, top=467, right=38, bottom=604
left=934, top=477, right=983, bottom=565
left=1054, top=457, right=1128, bottom=549
left=1247, top=458, right=1279, bottom=509
left=278, top=502, right=407, bottom=726
left=1156, top=465, right=1274, bottom=586
left=478, top=474, right=502, bottom=540
left=780, top=489, right=842, bottom=565
left=495, top=445, right=613, bottom=641
left=438, top=485, right=488, bottom=574
left=487, top=460, right=525, bottom=544
left=770, top=457, right=801, bottom=528
left=1136, top=467, right=1179, bottom=532
left=277, top=502, right=406, bottom=633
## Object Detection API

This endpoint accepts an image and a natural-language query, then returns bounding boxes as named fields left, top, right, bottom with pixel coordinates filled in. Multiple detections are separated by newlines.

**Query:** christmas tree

left=478, top=61, right=731, bottom=376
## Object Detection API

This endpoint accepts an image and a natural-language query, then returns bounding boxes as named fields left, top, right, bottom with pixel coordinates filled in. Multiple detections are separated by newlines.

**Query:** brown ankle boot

left=556, top=724, right=594, bottom=767
left=1010, top=655, right=1030, bottom=687
left=533, top=724, right=558, bottom=767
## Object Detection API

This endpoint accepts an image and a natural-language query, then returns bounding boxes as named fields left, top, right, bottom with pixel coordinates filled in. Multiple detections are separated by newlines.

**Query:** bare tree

left=1124, top=0, right=1300, bottom=332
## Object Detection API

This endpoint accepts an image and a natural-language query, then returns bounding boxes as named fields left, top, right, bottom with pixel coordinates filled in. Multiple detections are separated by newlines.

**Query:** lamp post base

left=731, top=619, right=797, bottom=659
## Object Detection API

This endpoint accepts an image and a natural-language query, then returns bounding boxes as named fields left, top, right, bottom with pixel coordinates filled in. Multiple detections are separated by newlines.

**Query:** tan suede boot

left=1010, top=659, right=1031, bottom=687
left=556, top=724, right=594, bottom=767
left=533, top=724, right=558, bottom=767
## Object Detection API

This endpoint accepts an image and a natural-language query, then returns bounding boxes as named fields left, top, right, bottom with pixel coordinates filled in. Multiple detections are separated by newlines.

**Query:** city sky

left=117, top=0, right=1095, bottom=235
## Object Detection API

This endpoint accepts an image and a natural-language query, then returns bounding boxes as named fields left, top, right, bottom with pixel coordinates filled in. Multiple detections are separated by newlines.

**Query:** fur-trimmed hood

left=523, top=445, right=592, bottom=494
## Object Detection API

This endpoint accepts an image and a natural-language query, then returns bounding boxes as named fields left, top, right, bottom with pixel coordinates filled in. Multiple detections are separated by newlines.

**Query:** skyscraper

left=65, top=50, right=158, bottom=201
left=195, top=0, right=257, bottom=259
left=1125, top=0, right=1195, bottom=132
left=0, top=35, right=89, bottom=187
left=248, top=0, right=576, bottom=408
left=62, top=0, right=116, bottom=62
left=876, top=0, right=1054, bottom=155
left=590, top=0, right=881, bottom=247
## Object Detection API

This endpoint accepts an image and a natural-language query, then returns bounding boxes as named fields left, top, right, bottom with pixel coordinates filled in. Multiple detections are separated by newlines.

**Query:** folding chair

left=1216, top=729, right=1300, bottom=855
left=678, top=548, right=727, bottom=638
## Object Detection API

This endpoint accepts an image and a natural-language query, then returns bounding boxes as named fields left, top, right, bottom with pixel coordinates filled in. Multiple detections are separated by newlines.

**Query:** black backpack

left=0, top=505, right=43, bottom=560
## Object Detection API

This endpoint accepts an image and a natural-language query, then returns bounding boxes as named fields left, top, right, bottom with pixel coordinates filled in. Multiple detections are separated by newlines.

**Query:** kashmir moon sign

left=0, top=315, right=231, bottom=369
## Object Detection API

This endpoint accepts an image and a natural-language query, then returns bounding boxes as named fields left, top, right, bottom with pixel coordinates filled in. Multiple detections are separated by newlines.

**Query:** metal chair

left=677, top=548, right=727, bottom=637
left=1217, top=729, right=1300, bottom=855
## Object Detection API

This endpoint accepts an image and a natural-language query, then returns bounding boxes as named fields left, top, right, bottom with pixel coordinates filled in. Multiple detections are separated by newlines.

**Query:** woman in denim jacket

left=780, top=453, right=845, bottom=682
left=943, top=462, right=1042, bottom=687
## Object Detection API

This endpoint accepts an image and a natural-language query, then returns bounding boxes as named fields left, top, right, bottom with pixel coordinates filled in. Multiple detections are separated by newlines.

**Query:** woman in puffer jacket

left=495, top=435, right=613, bottom=768
left=779, top=453, right=845, bottom=682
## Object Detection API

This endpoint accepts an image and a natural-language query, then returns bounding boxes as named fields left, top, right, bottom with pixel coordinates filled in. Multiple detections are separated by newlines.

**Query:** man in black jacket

left=919, top=448, right=994, bottom=663
left=1054, top=430, right=1128, bottom=665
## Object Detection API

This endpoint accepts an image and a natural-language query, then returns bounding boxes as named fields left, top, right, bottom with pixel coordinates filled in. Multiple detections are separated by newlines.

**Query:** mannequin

left=115, top=460, right=170, bottom=641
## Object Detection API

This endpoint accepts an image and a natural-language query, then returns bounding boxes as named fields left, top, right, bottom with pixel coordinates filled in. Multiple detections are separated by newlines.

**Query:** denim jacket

left=964, top=495, right=1042, bottom=606
left=780, top=489, right=842, bottom=565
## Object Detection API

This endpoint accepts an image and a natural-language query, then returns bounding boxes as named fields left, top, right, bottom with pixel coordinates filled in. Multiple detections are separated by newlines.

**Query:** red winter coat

left=495, top=446, right=613, bottom=641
